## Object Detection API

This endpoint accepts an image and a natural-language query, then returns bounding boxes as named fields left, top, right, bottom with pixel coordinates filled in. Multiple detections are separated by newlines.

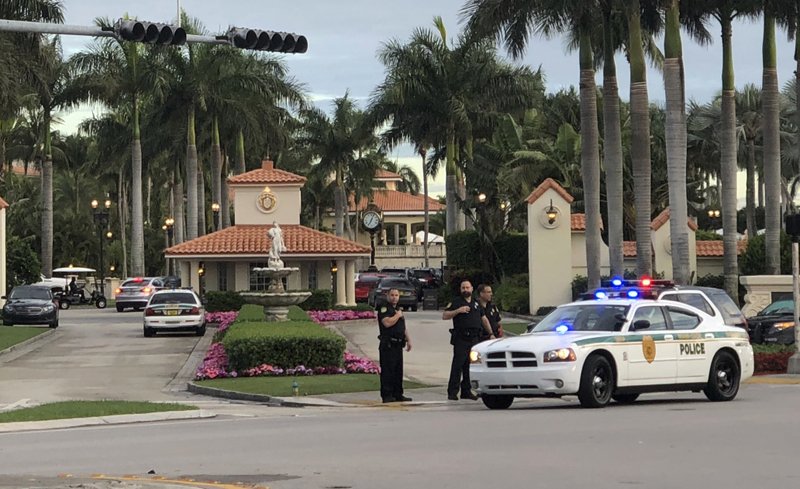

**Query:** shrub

left=331, top=303, right=374, bottom=312
left=536, top=306, right=556, bottom=316
left=446, top=230, right=481, bottom=269
left=695, top=229, right=722, bottom=241
left=494, top=283, right=529, bottom=314
left=445, top=231, right=529, bottom=278
left=222, top=321, right=346, bottom=371
left=204, top=291, right=245, bottom=312
left=495, top=234, right=529, bottom=277
left=287, top=306, right=313, bottom=322
left=235, top=304, right=266, bottom=322
left=446, top=269, right=496, bottom=296
left=571, top=275, right=589, bottom=300
left=739, top=232, right=792, bottom=275
left=694, top=274, right=724, bottom=289
left=754, top=351, right=794, bottom=374
left=299, top=289, right=333, bottom=311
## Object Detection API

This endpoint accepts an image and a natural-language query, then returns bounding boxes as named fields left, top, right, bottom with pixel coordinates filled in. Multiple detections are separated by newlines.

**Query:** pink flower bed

left=195, top=342, right=237, bottom=380
left=308, top=310, right=376, bottom=323
left=205, top=311, right=238, bottom=335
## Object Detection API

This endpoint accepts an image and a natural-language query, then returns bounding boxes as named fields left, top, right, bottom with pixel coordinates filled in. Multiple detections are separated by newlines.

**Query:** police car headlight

left=469, top=350, right=482, bottom=364
left=543, top=348, right=576, bottom=362
left=772, top=321, right=794, bottom=330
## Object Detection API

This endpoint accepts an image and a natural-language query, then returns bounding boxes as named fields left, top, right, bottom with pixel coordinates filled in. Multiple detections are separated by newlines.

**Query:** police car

left=469, top=283, right=754, bottom=409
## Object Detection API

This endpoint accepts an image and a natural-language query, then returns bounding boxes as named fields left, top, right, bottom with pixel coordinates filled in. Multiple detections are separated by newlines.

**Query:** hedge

left=739, top=232, right=792, bottom=276
left=204, top=291, right=245, bottom=312
left=753, top=344, right=795, bottom=374
left=222, top=320, right=346, bottom=371
left=298, top=289, right=333, bottom=311
left=445, top=230, right=528, bottom=277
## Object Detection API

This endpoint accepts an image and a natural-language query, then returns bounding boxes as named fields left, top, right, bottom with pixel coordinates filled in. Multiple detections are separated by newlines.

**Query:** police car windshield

left=531, top=304, right=629, bottom=333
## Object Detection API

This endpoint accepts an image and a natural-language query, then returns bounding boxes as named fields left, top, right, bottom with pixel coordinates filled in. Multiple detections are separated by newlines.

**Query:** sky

left=54, top=1, right=799, bottom=202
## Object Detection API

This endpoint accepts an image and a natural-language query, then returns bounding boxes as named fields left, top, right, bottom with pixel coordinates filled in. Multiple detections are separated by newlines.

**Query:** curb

left=164, top=324, right=217, bottom=393
left=0, top=329, right=57, bottom=361
left=187, top=381, right=361, bottom=408
left=0, top=409, right=216, bottom=433
left=745, top=375, right=800, bottom=385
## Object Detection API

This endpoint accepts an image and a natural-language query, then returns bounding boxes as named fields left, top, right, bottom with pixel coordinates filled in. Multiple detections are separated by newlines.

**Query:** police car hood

left=475, top=331, right=606, bottom=353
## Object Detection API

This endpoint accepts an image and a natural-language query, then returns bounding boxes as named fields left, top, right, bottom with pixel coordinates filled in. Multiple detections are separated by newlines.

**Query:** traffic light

left=115, top=19, right=187, bottom=46
left=225, top=28, right=308, bottom=53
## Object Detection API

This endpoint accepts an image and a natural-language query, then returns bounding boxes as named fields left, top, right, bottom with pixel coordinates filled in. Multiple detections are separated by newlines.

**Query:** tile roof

left=651, top=208, right=699, bottom=231
left=525, top=178, right=574, bottom=204
left=695, top=240, right=748, bottom=257
left=227, top=160, right=306, bottom=185
left=349, top=190, right=445, bottom=212
left=376, top=169, right=402, bottom=180
left=165, top=224, right=370, bottom=257
left=571, top=214, right=604, bottom=231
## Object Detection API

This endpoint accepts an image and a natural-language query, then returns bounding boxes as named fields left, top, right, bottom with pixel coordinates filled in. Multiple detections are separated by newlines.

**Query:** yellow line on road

left=90, top=474, right=269, bottom=489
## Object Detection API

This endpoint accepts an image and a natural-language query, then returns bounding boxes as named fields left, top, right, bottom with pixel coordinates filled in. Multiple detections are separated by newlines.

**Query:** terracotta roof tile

left=623, top=241, right=637, bottom=257
left=525, top=178, right=574, bottom=204
left=651, top=208, right=699, bottom=231
left=695, top=240, right=748, bottom=257
left=227, top=160, right=306, bottom=185
left=376, top=169, right=402, bottom=180
left=571, top=213, right=604, bottom=231
left=165, top=224, right=369, bottom=256
left=349, top=190, right=444, bottom=212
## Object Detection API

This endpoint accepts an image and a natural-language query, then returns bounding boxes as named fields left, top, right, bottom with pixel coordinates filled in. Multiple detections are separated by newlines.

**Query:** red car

left=355, top=273, right=387, bottom=302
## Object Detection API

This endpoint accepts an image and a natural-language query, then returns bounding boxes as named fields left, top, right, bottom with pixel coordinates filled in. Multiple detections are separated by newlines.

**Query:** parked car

left=2, top=285, right=59, bottom=328
left=746, top=298, right=795, bottom=344
left=355, top=273, right=387, bottom=303
left=368, top=277, right=419, bottom=310
left=143, top=288, right=206, bottom=337
left=409, top=268, right=441, bottom=289
left=114, top=277, right=165, bottom=312
left=380, top=267, right=425, bottom=300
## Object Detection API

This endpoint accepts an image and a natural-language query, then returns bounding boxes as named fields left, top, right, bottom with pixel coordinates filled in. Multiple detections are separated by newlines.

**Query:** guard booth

left=422, top=288, right=438, bottom=310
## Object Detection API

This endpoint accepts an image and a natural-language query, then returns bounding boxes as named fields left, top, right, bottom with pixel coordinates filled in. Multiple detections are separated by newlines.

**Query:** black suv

left=745, top=298, right=795, bottom=344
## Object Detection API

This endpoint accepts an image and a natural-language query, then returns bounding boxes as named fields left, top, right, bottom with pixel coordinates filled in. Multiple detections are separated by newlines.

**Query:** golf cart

left=48, top=266, right=108, bottom=309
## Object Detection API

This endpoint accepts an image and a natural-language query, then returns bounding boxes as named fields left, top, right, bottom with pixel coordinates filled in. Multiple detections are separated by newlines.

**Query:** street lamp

left=708, top=209, right=721, bottom=231
left=211, top=202, right=221, bottom=231
left=91, top=198, right=112, bottom=298
left=164, top=217, right=175, bottom=276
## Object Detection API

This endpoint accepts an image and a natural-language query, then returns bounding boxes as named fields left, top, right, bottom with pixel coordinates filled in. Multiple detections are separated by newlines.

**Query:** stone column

left=394, top=224, right=400, bottom=245
left=405, top=223, right=412, bottom=244
left=189, top=260, right=200, bottom=292
left=345, top=260, right=356, bottom=306
left=335, top=259, right=347, bottom=305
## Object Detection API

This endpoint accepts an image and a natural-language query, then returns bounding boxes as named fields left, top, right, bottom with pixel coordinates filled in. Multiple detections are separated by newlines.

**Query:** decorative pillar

left=189, top=260, right=201, bottom=292
left=335, top=259, right=347, bottom=305
left=394, top=224, right=400, bottom=245
left=345, top=260, right=356, bottom=306
left=405, top=223, right=412, bottom=245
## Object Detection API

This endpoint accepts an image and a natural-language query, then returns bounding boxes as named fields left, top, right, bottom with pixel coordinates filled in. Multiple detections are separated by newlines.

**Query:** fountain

left=239, top=222, right=311, bottom=321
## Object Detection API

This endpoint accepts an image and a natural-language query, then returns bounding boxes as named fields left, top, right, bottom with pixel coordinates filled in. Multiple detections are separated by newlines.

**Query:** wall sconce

left=545, top=199, right=559, bottom=224
left=198, top=261, right=205, bottom=276
left=477, top=192, right=487, bottom=204
left=331, top=261, right=338, bottom=274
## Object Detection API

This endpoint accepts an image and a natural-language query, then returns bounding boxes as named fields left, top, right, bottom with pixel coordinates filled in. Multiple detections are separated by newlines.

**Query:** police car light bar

left=600, top=278, right=674, bottom=288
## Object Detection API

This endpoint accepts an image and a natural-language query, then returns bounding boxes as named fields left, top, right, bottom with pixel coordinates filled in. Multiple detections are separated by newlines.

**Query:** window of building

left=217, top=263, right=228, bottom=291
left=308, top=263, right=317, bottom=290
left=249, top=262, right=269, bottom=291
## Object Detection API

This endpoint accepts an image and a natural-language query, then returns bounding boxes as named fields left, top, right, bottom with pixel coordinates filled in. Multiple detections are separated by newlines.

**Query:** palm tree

left=70, top=17, right=161, bottom=276
left=377, top=16, right=536, bottom=236
left=762, top=2, right=782, bottom=274
left=463, top=0, right=603, bottom=287
left=736, top=84, right=764, bottom=239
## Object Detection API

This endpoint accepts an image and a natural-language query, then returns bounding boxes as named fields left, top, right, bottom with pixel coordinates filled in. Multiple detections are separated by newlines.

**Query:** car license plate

left=166, top=309, right=179, bottom=316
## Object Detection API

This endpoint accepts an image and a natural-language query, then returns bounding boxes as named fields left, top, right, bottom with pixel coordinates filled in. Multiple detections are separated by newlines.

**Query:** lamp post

left=707, top=209, right=721, bottom=231
left=164, top=217, right=175, bottom=276
left=91, top=198, right=112, bottom=298
left=211, top=202, right=220, bottom=231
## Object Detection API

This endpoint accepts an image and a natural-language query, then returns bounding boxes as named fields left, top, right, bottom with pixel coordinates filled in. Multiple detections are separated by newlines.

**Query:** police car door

left=665, top=305, right=709, bottom=382
left=624, top=304, right=678, bottom=384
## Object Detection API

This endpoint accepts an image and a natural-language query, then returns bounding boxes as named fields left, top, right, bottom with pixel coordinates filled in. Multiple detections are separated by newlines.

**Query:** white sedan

left=469, top=298, right=753, bottom=409
left=143, top=289, right=206, bottom=337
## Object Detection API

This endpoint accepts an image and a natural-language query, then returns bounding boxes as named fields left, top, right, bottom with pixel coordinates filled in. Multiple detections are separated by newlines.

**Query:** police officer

left=477, top=284, right=503, bottom=340
left=378, top=288, right=413, bottom=403
left=442, top=280, right=494, bottom=400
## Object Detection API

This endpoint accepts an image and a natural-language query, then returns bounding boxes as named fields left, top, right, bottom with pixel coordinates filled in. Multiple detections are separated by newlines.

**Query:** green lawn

left=197, top=374, right=429, bottom=397
left=0, top=400, right=197, bottom=423
left=502, top=322, right=529, bottom=335
left=0, top=326, right=50, bottom=351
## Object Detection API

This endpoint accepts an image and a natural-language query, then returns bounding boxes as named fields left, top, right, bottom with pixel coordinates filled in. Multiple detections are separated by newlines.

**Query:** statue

left=268, top=221, right=287, bottom=268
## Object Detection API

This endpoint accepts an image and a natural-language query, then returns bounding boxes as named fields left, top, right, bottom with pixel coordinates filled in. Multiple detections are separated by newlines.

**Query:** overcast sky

left=55, top=1, right=798, bottom=200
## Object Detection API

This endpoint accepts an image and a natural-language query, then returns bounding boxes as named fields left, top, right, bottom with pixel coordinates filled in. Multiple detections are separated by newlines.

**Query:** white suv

left=143, top=289, right=205, bottom=337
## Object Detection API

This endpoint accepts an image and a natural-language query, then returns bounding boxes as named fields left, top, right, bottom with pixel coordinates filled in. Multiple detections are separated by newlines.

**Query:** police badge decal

left=642, top=336, right=656, bottom=364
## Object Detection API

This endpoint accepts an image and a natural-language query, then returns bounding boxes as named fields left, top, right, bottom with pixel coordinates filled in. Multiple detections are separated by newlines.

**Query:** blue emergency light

left=627, top=290, right=640, bottom=298
left=556, top=324, right=569, bottom=334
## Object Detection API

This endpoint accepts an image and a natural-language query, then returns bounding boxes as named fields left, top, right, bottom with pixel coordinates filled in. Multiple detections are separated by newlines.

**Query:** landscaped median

left=194, top=304, right=429, bottom=400
left=753, top=344, right=797, bottom=375
left=0, top=326, right=53, bottom=352
left=0, top=400, right=198, bottom=423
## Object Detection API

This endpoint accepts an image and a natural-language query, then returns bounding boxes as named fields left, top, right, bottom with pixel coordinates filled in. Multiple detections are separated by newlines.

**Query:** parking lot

left=0, top=306, right=208, bottom=406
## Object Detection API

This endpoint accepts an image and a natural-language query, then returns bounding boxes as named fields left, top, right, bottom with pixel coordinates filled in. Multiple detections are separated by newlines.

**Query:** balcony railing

left=375, top=243, right=446, bottom=258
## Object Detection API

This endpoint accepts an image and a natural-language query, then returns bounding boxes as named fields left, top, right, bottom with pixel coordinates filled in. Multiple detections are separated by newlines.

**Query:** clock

left=362, top=210, right=382, bottom=232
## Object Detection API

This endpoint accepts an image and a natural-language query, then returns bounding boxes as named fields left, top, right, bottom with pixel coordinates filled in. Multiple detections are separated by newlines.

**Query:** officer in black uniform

left=378, top=288, right=413, bottom=403
left=477, top=284, right=503, bottom=341
left=442, top=280, right=494, bottom=400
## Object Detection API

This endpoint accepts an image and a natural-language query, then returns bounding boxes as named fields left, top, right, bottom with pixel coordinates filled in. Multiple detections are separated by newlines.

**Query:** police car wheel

left=611, top=393, right=639, bottom=404
left=481, top=395, right=513, bottom=410
left=578, top=355, right=615, bottom=408
left=703, top=350, right=740, bottom=402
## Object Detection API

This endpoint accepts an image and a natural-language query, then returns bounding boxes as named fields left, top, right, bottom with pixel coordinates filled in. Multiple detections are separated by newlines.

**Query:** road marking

left=91, top=474, right=269, bottom=489
left=0, top=399, right=32, bottom=412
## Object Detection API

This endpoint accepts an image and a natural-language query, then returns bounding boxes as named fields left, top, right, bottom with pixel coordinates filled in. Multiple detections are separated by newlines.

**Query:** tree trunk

left=221, top=151, right=230, bottom=228
left=211, top=117, right=222, bottom=231
left=579, top=30, right=602, bottom=290
left=173, top=172, right=185, bottom=244
left=130, top=98, right=145, bottom=276
left=746, top=139, right=757, bottom=238
left=422, top=149, right=430, bottom=268
left=445, top=127, right=458, bottom=236
left=720, top=17, right=739, bottom=302
left=602, top=6, right=624, bottom=278
left=628, top=0, right=652, bottom=277
left=118, top=173, right=128, bottom=279
left=235, top=129, right=246, bottom=175
left=146, top=174, right=152, bottom=227
left=185, top=106, right=198, bottom=240
left=664, top=0, right=690, bottom=285
left=762, top=13, right=781, bottom=274
left=40, top=112, right=53, bottom=277
left=334, top=168, right=345, bottom=237
left=197, top=164, right=206, bottom=235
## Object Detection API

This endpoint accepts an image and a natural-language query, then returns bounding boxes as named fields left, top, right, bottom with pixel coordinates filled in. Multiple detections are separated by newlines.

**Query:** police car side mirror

left=631, top=320, right=650, bottom=332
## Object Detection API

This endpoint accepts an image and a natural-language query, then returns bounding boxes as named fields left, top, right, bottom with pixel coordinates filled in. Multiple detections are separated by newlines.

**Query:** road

left=1, top=383, right=799, bottom=489
left=0, top=306, right=205, bottom=405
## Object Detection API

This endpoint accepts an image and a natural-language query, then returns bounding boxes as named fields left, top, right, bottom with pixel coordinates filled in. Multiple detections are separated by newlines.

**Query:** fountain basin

left=240, top=291, right=312, bottom=322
